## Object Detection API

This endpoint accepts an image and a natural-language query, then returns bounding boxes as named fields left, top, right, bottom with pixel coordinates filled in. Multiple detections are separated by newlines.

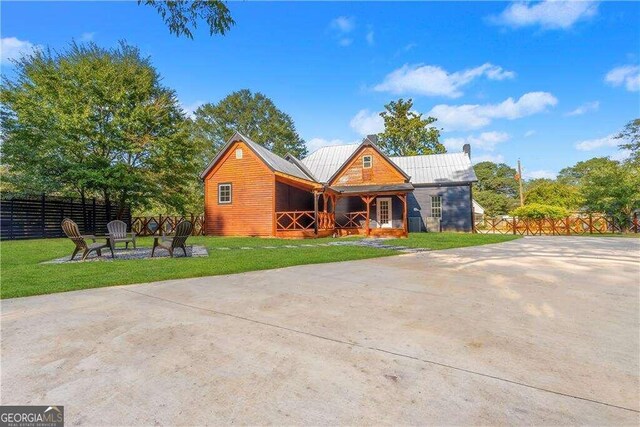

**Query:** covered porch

left=274, top=180, right=412, bottom=238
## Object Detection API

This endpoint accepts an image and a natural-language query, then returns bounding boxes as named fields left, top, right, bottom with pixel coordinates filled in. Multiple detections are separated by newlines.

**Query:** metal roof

left=330, top=183, right=414, bottom=194
left=201, top=132, right=311, bottom=181
left=390, top=152, right=477, bottom=185
left=301, top=144, right=360, bottom=183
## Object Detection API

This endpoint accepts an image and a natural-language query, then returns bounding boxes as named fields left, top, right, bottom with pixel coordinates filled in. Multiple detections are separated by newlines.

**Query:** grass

left=386, top=232, right=521, bottom=249
left=0, top=233, right=518, bottom=299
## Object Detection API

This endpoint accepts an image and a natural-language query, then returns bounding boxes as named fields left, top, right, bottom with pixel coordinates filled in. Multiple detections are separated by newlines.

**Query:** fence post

left=588, top=213, right=593, bottom=234
left=41, top=193, right=46, bottom=238
left=566, top=216, right=570, bottom=235
left=512, top=217, right=516, bottom=235
left=9, top=198, right=14, bottom=240
left=92, top=198, right=97, bottom=233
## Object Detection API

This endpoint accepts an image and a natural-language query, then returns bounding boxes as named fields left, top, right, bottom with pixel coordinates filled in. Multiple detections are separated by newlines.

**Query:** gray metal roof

left=301, top=144, right=360, bottom=183
left=330, top=183, right=414, bottom=194
left=390, top=152, right=477, bottom=185
left=201, top=132, right=311, bottom=181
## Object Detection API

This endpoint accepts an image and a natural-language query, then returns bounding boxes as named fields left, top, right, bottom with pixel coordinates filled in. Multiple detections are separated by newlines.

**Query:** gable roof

left=301, top=136, right=411, bottom=184
left=390, top=152, right=477, bottom=185
left=200, top=131, right=311, bottom=181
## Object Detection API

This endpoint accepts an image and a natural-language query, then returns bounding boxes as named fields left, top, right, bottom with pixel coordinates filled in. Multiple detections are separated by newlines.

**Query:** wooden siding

left=203, top=141, right=275, bottom=236
left=330, top=146, right=407, bottom=186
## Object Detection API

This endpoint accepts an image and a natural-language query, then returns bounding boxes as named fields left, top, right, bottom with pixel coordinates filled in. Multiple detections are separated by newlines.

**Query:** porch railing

left=335, top=211, right=367, bottom=229
left=275, top=211, right=335, bottom=231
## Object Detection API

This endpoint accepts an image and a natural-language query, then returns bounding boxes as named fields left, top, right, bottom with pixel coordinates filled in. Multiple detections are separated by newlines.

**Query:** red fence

left=475, top=213, right=638, bottom=235
left=131, top=214, right=205, bottom=236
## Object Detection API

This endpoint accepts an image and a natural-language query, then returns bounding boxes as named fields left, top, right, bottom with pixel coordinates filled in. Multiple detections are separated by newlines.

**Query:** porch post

left=313, top=191, right=319, bottom=236
left=363, top=195, right=372, bottom=237
left=401, top=194, right=408, bottom=237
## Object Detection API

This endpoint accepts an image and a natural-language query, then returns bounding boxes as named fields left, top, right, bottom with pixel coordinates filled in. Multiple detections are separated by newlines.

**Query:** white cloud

left=525, top=170, right=557, bottom=180
left=566, top=101, right=599, bottom=116
left=307, top=138, right=358, bottom=154
left=338, top=38, right=353, bottom=47
left=366, top=30, right=375, bottom=46
left=330, top=16, right=355, bottom=33
left=524, top=130, right=536, bottom=137
left=443, top=131, right=510, bottom=152
left=472, top=154, right=505, bottom=164
left=374, top=63, right=515, bottom=98
left=575, top=133, right=618, bottom=151
left=490, top=0, right=598, bottom=30
left=610, top=149, right=631, bottom=162
left=429, top=91, right=558, bottom=131
left=349, top=109, right=384, bottom=136
left=181, top=100, right=205, bottom=119
left=1, top=37, right=39, bottom=64
left=79, top=32, right=95, bottom=42
left=605, top=65, right=640, bottom=92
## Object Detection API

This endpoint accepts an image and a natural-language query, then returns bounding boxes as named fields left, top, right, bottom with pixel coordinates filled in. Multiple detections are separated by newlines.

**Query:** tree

left=473, top=161, right=518, bottom=197
left=557, top=157, right=616, bottom=186
left=377, top=98, right=445, bottom=156
left=474, top=190, right=518, bottom=217
left=1, top=42, right=198, bottom=216
left=579, top=160, right=640, bottom=227
left=140, top=0, right=235, bottom=39
left=192, top=89, right=308, bottom=161
left=511, top=203, right=570, bottom=220
left=524, top=179, right=584, bottom=210
left=615, top=118, right=639, bottom=164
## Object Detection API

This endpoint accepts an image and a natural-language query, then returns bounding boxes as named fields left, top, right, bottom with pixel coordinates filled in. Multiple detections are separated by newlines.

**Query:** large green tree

left=524, top=179, right=584, bottom=210
left=557, top=157, right=618, bottom=186
left=377, top=98, right=445, bottom=156
left=473, top=161, right=519, bottom=216
left=191, top=89, right=308, bottom=161
left=615, top=118, right=639, bottom=165
left=140, top=0, right=235, bottom=39
left=1, top=42, right=198, bottom=215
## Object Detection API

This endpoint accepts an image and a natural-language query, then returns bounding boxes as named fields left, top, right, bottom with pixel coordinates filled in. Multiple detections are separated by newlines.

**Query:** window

left=363, top=155, right=372, bottom=168
left=218, top=183, right=232, bottom=204
left=235, top=148, right=243, bottom=159
left=430, top=196, right=442, bottom=218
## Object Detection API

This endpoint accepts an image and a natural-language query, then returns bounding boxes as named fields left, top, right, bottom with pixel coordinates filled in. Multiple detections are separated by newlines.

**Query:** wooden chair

left=151, top=220, right=193, bottom=258
left=107, top=220, right=137, bottom=250
left=61, top=218, right=114, bottom=261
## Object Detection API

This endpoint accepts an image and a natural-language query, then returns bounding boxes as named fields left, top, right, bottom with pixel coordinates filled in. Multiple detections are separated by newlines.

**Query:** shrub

left=510, top=203, right=570, bottom=220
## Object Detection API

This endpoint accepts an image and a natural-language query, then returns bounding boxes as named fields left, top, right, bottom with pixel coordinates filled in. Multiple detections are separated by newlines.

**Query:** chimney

left=366, top=134, right=378, bottom=144
left=463, top=143, right=471, bottom=158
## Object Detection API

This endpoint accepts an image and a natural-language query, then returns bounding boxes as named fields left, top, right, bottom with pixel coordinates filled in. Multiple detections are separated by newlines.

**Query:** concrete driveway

left=2, top=237, right=639, bottom=425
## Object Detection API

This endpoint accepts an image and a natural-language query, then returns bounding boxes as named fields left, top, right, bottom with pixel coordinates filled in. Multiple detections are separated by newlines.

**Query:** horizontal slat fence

left=475, top=213, right=639, bottom=235
left=131, top=215, right=205, bottom=236
left=1, top=194, right=130, bottom=240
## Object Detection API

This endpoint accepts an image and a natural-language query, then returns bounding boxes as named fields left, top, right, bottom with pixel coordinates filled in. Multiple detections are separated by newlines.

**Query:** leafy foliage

left=139, top=0, right=235, bottom=39
left=377, top=98, right=445, bottom=156
left=1, top=41, right=199, bottom=215
left=474, top=190, right=518, bottom=217
left=510, top=203, right=570, bottom=220
left=474, top=161, right=518, bottom=197
left=192, top=89, right=308, bottom=161
left=557, top=157, right=618, bottom=186
left=524, top=179, right=583, bottom=210
left=615, top=118, right=639, bottom=165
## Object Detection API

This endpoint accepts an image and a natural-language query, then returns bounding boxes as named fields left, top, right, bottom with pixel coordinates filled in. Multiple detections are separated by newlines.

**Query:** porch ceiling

left=329, top=183, right=414, bottom=195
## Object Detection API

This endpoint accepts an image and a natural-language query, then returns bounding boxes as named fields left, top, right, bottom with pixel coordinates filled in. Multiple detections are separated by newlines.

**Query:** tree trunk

left=117, top=190, right=128, bottom=220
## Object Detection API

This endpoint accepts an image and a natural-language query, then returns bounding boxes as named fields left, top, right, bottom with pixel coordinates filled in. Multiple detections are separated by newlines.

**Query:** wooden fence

left=131, top=214, right=205, bottom=236
left=1, top=194, right=130, bottom=240
left=475, top=213, right=639, bottom=235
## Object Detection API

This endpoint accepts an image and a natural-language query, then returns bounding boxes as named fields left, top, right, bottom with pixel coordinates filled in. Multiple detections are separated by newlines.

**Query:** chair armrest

left=82, top=234, right=97, bottom=242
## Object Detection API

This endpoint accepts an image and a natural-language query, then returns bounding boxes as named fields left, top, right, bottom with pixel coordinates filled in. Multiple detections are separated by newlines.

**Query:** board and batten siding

left=203, top=141, right=275, bottom=236
left=330, top=146, right=407, bottom=186
left=408, top=185, right=473, bottom=232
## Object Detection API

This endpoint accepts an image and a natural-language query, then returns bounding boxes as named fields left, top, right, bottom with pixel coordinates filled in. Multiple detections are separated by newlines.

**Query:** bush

left=510, top=203, right=570, bottom=220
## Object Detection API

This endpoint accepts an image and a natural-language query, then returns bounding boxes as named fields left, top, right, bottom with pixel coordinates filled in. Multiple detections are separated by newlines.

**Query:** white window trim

left=235, top=148, right=243, bottom=159
left=218, top=183, right=232, bottom=204
left=376, top=197, right=393, bottom=228
left=363, top=155, right=373, bottom=169
left=430, top=195, right=442, bottom=219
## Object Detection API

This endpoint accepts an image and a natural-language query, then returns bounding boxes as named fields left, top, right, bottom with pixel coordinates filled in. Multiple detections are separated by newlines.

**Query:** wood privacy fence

left=475, top=213, right=639, bottom=236
left=131, top=215, right=205, bottom=236
left=1, top=194, right=130, bottom=240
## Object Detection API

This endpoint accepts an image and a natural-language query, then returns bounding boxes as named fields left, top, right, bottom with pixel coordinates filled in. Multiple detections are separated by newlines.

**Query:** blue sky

left=2, top=1, right=639, bottom=178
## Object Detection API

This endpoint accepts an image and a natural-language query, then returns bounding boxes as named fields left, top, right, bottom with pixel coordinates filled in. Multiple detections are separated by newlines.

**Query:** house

left=201, top=132, right=478, bottom=238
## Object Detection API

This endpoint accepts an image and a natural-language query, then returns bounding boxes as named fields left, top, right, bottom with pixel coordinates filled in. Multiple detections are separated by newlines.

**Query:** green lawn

left=0, top=233, right=518, bottom=299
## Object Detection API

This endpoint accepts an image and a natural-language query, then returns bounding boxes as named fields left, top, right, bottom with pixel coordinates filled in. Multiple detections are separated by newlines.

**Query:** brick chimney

left=366, top=134, right=378, bottom=144
left=463, top=143, right=471, bottom=158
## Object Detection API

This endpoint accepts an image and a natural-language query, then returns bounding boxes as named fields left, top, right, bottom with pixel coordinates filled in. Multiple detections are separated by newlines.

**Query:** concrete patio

left=2, top=236, right=638, bottom=425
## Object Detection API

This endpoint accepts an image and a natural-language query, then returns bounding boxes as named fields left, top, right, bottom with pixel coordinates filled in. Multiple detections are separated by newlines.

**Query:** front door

left=377, top=197, right=392, bottom=228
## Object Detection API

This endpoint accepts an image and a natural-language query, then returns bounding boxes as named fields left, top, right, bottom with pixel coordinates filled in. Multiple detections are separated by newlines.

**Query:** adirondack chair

left=151, top=220, right=193, bottom=258
left=61, top=218, right=114, bottom=261
left=106, top=220, right=137, bottom=250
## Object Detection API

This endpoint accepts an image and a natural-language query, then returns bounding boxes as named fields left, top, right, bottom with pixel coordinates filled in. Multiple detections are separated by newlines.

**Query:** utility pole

left=517, top=159, right=524, bottom=207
